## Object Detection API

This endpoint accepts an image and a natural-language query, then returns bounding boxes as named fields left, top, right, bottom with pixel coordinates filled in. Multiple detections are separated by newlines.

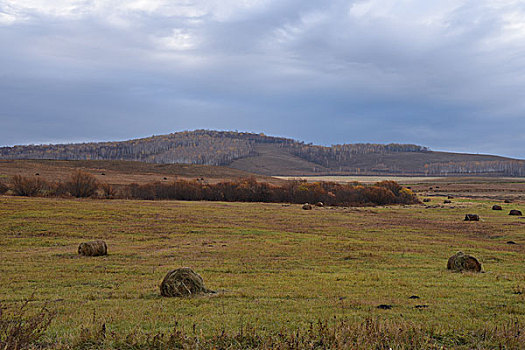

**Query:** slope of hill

left=1, top=130, right=524, bottom=176
left=0, top=159, right=281, bottom=185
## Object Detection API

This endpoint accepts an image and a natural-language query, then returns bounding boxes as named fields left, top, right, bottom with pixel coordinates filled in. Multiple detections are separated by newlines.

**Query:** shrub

left=100, top=183, right=116, bottom=199
left=375, top=180, right=403, bottom=196
left=0, top=297, right=56, bottom=350
left=0, top=181, right=8, bottom=195
left=65, top=171, right=99, bottom=198
left=11, top=175, right=47, bottom=196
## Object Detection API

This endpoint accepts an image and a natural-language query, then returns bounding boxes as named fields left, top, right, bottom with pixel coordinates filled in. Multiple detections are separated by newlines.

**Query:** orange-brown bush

left=0, top=181, right=8, bottom=195
left=4, top=174, right=419, bottom=206
left=11, top=175, right=48, bottom=197
left=99, top=183, right=116, bottom=199
left=65, top=171, right=99, bottom=198
left=118, top=178, right=419, bottom=206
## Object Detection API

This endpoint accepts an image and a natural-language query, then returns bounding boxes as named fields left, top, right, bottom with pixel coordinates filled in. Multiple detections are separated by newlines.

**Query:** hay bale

left=447, top=195, right=454, bottom=199
left=447, top=252, right=482, bottom=272
left=160, top=267, right=214, bottom=297
left=315, top=202, right=324, bottom=207
left=302, top=203, right=312, bottom=210
left=492, top=205, right=502, bottom=210
left=504, top=199, right=512, bottom=203
left=509, top=209, right=522, bottom=216
left=464, top=214, right=479, bottom=221
left=78, top=240, right=107, bottom=256
left=422, top=198, right=431, bottom=202
left=444, top=200, right=452, bottom=204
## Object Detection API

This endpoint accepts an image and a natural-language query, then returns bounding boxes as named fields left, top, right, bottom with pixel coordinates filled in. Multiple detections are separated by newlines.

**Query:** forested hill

left=1, top=130, right=524, bottom=176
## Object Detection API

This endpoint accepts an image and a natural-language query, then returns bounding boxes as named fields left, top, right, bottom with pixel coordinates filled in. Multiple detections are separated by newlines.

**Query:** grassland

left=1, top=192, right=524, bottom=348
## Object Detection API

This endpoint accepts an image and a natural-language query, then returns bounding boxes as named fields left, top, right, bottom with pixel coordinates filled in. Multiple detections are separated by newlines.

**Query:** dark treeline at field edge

left=0, top=172, right=419, bottom=206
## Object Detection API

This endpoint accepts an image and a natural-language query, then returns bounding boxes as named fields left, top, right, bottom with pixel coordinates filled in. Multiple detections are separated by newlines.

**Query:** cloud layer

left=1, top=0, right=525, bottom=158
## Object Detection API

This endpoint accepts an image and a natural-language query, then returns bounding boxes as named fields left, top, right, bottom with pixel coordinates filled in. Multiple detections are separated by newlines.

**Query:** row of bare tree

left=0, top=173, right=419, bottom=206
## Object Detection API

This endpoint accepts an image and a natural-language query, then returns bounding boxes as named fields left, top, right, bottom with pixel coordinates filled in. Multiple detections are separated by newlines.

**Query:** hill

left=1, top=130, right=524, bottom=176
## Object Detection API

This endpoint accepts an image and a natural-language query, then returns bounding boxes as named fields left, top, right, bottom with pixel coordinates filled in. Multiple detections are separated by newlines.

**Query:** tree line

left=0, top=130, right=429, bottom=167
left=424, top=160, right=525, bottom=176
left=0, top=172, right=419, bottom=206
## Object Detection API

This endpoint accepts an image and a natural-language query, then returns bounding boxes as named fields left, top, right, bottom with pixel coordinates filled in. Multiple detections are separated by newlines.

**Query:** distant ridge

left=1, top=130, right=524, bottom=176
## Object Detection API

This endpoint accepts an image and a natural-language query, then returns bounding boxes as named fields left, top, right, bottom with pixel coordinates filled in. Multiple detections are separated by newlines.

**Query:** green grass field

left=1, top=195, right=524, bottom=348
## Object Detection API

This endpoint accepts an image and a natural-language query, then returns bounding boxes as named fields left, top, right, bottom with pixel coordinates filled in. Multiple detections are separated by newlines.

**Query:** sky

left=1, top=0, right=525, bottom=159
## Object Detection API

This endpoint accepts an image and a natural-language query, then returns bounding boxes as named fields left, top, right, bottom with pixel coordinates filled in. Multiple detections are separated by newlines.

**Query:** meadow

left=0, top=192, right=524, bottom=348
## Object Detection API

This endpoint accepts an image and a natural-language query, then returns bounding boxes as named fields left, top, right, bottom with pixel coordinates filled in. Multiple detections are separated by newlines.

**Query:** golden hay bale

left=447, top=252, right=482, bottom=272
left=509, top=209, right=522, bottom=216
left=302, top=203, right=313, bottom=210
left=464, top=214, right=479, bottom=221
left=78, top=240, right=107, bottom=256
left=160, top=267, right=214, bottom=297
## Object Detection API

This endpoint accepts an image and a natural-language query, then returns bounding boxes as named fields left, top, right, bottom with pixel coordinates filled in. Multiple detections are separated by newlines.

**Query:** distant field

left=1, top=192, right=524, bottom=348
left=276, top=175, right=525, bottom=184
left=275, top=175, right=446, bottom=183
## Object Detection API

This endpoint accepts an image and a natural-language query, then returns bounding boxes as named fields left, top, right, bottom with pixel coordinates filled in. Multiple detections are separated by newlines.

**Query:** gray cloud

left=1, top=0, right=524, bottom=158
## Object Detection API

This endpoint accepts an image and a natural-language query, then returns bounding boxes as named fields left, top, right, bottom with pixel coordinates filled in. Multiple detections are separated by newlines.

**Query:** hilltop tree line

left=425, top=160, right=525, bottom=176
left=1, top=130, right=524, bottom=176
left=280, top=143, right=429, bottom=168
left=0, top=130, right=427, bottom=166
left=0, top=131, right=262, bottom=166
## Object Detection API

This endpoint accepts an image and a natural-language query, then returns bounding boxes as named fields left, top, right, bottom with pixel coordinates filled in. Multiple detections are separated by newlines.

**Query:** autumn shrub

left=100, top=183, right=116, bottom=199
left=56, top=177, right=418, bottom=206
left=398, top=187, right=418, bottom=203
left=361, top=186, right=396, bottom=205
left=11, top=175, right=48, bottom=197
left=128, top=183, right=156, bottom=200
left=0, top=181, right=8, bottom=195
left=65, top=171, right=99, bottom=198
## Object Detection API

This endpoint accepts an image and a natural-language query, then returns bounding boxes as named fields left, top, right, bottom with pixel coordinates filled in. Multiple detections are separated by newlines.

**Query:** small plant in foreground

left=0, top=296, right=56, bottom=350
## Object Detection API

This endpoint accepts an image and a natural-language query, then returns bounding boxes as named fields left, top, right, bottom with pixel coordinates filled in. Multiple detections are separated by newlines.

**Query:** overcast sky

left=1, top=1, right=524, bottom=158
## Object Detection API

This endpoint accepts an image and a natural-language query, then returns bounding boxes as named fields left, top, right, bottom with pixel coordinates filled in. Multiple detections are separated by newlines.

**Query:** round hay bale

left=492, top=205, right=502, bottom=210
left=78, top=240, right=107, bottom=256
left=444, top=200, right=452, bottom=204
left=509, top=209, right=522, bottom=216
left=160, top=267, right=213, bottom=297
left=464, top=214, right=479, bottom=221
left=302, top=203, right=312, bottom=210
left=315, top=202, right=324, bottom=207
left=447, top=252, right=482, bottom=272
